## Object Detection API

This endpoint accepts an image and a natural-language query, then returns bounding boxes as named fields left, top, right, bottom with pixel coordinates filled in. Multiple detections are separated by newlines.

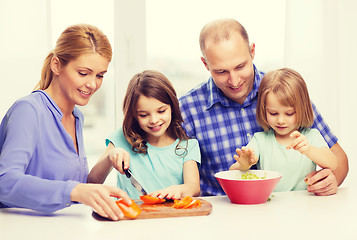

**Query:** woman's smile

left=78, top=89, right=92, bottom=97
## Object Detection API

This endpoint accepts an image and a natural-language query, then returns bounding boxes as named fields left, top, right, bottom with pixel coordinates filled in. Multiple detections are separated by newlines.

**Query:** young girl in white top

left=88, top=70, right=201, bottom=199
left=230, top=68, right=337, bottom=191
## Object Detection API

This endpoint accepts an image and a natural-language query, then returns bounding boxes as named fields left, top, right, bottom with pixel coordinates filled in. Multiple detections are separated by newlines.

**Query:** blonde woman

left=0, top=24, right=130, bottom=220
left=229, top=68, right=337, bottom=192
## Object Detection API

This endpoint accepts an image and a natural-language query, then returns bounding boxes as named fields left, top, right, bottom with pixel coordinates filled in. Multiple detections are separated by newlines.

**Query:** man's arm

left=330, top=142, right=349, bottom=186
left=305, top=142, right=348, bottom=196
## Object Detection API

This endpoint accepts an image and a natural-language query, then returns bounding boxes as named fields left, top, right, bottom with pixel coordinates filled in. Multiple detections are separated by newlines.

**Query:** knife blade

left=122, top=162, right=148, bottom=195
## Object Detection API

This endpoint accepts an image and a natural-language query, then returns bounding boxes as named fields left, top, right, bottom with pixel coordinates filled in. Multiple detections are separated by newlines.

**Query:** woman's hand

left=304, top=169, right=338, bottom=196
left=71, top=183, right=131, bottom=220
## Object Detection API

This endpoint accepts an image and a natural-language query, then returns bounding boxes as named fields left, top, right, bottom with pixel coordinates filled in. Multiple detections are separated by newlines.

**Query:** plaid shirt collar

left=206, top=64, right=261, bottom=110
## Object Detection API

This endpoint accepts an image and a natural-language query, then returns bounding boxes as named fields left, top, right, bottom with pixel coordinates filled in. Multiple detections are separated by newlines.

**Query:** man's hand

left=305, top=168, right=338, bottom=196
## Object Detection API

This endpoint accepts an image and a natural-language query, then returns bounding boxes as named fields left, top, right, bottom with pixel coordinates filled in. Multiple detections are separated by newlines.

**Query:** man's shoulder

left=179, top=80, right=209, bottom=102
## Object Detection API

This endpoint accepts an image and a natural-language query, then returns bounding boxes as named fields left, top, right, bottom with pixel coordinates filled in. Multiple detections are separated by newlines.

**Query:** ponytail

left=34, top=52, right=54, bottom=90
left=33, top=24, right=112, bottom=91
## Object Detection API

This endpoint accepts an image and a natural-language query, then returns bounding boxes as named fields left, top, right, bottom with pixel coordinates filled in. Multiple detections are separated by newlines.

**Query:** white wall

left=0, top=0, right=49, bottom=117
left=284, top=0, right=356, bottom=186
left=146, top=0, right=286, bottom=97
left=113, top=0, right=147, bottom=128
left=285, top=0, right=340, bottom=134
left=337, top=0, right=357, bottom=187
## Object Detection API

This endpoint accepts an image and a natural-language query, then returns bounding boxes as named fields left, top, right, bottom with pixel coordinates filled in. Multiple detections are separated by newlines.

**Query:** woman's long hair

left=34, top=24, right=112, bottom=90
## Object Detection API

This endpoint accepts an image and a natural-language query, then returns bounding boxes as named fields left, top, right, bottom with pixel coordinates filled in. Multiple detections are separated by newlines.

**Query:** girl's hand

left=287, top=131, right=310, bottom=154
left=108, top=148, right=130, bottom=174
left=149, top=185, right=184, bottom=200
left=71, top=183, right=131, bottom=221
left=231, top=146, right=258, bottom=170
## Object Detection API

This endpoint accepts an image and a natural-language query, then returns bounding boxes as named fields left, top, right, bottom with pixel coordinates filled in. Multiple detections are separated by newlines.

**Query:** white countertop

left=1, top=187, right=356, bottom=240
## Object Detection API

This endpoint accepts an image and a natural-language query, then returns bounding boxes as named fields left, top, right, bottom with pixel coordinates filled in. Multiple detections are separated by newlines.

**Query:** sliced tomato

left=140, top=195, right=166, bottom=204
left=115, top=199, right=141, bottom=219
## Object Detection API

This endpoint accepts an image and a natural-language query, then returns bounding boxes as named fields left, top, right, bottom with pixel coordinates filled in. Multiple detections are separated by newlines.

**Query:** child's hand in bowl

left=230, top=146, right=258, bottom=171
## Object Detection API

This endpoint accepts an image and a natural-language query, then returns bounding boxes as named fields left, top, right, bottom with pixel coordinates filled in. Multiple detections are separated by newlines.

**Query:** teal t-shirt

left=106, top=128, right=201, bottom=199
left=248, top=128, right=328, bottom=192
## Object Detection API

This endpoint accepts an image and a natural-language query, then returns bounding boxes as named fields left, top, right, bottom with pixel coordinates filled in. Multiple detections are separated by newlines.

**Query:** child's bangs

left=273, top=86, right=295, bottom=108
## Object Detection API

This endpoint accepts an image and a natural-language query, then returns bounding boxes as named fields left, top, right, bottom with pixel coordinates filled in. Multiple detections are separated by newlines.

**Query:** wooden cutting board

left=92, top=197, right=212, bottom=221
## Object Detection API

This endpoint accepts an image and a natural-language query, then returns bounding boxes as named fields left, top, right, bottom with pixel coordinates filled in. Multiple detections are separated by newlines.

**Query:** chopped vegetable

left=183, top=199, right=201, bottom=209
left=172, top=196, right=201, bottom=209
left=241, top=172, right=266, bottom=179
left=140, top=195, right=166, bottom=204
left=172, top=196, right=193, bottom=209
left=115, top=199, right=141, bottom=219
left=267, top=194, right=275, bottom=202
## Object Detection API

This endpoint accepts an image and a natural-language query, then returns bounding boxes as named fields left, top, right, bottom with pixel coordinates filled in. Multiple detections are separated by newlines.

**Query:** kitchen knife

left=122, top=162, right=148, bottom=195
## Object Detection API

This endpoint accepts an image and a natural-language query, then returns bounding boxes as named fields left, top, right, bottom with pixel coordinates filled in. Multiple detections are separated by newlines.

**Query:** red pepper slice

left=172, top=196, right=202, bottom=209
left=115, top=199, right=141, bottom=219
left=140, top=195, right=166, bottom=204
left=183, top=199, right=201, bottom=209
left=172, top=196, right=193, bottom=209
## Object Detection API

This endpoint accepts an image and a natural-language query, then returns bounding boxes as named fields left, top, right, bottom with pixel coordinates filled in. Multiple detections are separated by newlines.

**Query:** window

left=146, top=0, right=286, bottom=97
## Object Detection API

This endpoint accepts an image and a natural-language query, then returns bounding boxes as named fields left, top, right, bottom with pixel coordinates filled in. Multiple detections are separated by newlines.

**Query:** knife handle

left=122, top=161, right=131, bottom=178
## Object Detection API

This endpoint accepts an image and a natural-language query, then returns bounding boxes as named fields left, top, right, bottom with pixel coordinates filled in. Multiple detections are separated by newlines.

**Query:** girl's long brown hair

left=122, top=70, right=189, bottom=155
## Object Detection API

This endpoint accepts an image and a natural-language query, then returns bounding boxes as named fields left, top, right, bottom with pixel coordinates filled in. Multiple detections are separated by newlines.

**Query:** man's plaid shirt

left=179, top=65, right=338, bottom=196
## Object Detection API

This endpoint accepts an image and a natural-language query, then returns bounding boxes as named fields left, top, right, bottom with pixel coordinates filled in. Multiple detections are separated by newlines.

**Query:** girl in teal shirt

left=230, top=68, right=337, bottom=191
left=88, top=70, right=201, bottom=199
